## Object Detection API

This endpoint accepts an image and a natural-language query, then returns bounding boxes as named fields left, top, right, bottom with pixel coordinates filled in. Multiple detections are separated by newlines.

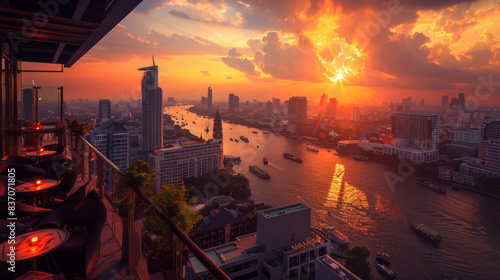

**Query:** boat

left=410, top=223, right=442, bottom=241
left=306, top=145, right=319, bottom=152
left=193, top=121, right=196, bottom=124
left=240, top=136, right=249, bottom=143
left=251, top=131, right=258, bottom=134
left=352, top=155, right=368, bottom=161
left=376, top=263, right=396, bottom=279
left=283, top=153, right=302, bottom=163
left=230, top=138, right=233, bottom=141
left=416, top=179, right=447, bottom=194
left=328, top=150, right=331, bottom=152
left=257, top=145, right=259, bottom=148
left=204, top=127, right=209, bottom=132
left=376, top=252, right=391, bottom=266
left=333, top=153, right=345, bottom=157
left=262, top=130, right=271, bottom=134
left=263, top=157, right=268, bottom=164
left=235, top=139, right=239, bottom=142
left=324, top=226, right=349, bottom=245
left=249, top=165, right=270, bottom=179
left=327, top=211, right=345, bottom=222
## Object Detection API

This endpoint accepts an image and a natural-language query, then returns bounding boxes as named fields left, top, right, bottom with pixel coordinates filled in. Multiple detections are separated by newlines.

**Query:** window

left=232, top=270, right=257, bottom=280
left=318, top=246, right=327, bottom=256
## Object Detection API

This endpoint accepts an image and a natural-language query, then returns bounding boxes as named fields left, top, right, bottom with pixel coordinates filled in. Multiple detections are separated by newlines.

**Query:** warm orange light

left=30, top=236, right=39, bottom=246
left=39, top=148, right=44, bottom=152
left=35, top=127, right=40, bottom=130
left=36, top=180, right=41, bottom=185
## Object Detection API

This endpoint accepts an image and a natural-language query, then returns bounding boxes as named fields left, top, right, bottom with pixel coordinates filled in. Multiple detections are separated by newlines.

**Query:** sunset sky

left=27, top=0, right=500, bottom=105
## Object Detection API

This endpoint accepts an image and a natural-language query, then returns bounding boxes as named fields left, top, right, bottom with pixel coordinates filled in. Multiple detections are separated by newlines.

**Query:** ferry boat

left=251, top=131, right=258, bottom=134
left=376, top=252, right=391, bottom=266
left=410, top=223, right=442, bottom=241
left=324, top=226, right=349, bottom=245
left=306, top=145, right=319, bottom=152
left=352, top=155, right=368, bottom=161
left=283, top=153, right=302, bottom=163
left=249, top=165, right=270, bottom=179
left=376, top=263, right=396, bottom=279
left=240, top=136, right=249, bottom=143
left=263, top=157, right=268, bottom=165
left=416, top=179, right=447, bottom=194
left=262, top=130, right=271, bottom=134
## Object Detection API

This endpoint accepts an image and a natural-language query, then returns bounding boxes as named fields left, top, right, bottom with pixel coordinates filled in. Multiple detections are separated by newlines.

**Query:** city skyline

left=25, top=0, right=500, bottom=104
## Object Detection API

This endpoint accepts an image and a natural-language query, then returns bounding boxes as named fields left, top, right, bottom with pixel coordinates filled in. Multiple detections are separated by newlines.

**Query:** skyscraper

left=288, top=97, right=307, bottom=124
left=319, top=93, right=327, bottom=108
left=22, top=88, right=34, bottom=122
left=441, top=95, right=448, bottom=110
left=272, top=97, right=280, bottom=109
left=325, top=98, right=337, bottom=119
left=228, top=93, right=239, bottom=113
left=391, top=112, right=439, bottom=152
left=351, top=106, right=360, bottom=121
left=98, top=99, right=111, bottom=125
left=266, top=101, right=273, bottom=118
left=458, top=93, right=465, bottom=108
left=207, top=87, right=213, bottom=110
left=213, top=109, right=223, bottom=141
left=139, top=57, right=163, bottom=152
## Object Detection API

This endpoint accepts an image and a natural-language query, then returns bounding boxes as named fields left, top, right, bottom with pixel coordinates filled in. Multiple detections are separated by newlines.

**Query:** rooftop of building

left=316, top=255, right=362, bottom=280
left=454, top=170, right=484, bottom=178
left=189, top=233, right=261, bottom=273
left=260, top=203, right=309, bottom=218
left=393, top=112, right=438, bottom=116
left=438, top=165, right=455, bottom=170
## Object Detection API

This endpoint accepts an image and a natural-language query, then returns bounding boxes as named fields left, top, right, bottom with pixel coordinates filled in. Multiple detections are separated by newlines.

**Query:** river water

left=166, top=106, right=500, bottom=280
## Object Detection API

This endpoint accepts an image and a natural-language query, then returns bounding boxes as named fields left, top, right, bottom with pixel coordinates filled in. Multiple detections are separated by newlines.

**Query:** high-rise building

left=201, top=97, right=207, bottom=108
left=213, top=109, right=223, bottom=141
left=272, top=97, right=280, bottom=109
left=88, top=122, right=130, bottom=192
left=139, top=57, right=163, bottom=152
left=350, top=106, right=360, bottom=121
left=458, top=93, right=465, bottom=108
left=288, top=97, right=307, bottom=124
left=98, top=99, right=111, bottom=125
left=480, top=120, right=500, bottom=173
left=266, top=101, right=273, bottom=118
left=228, top=93, right=239, bottom=113
left=325, top=98, right=337, bottom=119
left=391, top=112, right=439, bottom=152
left=207, top=87, right=213, bottom=110
left=319, top=93, right=327, bottom=108
left=149, top=139, right=223, bottom=189
left=441, top=95, right=448, bottom=110
left=22, top=88, right=34, bottom=122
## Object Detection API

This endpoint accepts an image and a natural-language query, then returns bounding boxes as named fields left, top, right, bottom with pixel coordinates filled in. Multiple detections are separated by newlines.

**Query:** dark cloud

left=134, top=0, right=171, bottom=15
left=221, top=56, right=260, bottom=76
left=169, top=9, right=192, bottom=19
left=87, top=26, right=227, bottom=60
left=228, top=48, right=243, bottom=57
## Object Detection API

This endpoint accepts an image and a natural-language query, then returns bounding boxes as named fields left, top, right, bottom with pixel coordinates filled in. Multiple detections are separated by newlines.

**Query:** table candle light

left=30, top=236, right=39, bottom=246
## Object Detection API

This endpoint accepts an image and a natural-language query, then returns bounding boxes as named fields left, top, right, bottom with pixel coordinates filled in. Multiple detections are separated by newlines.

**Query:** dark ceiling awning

left=0, top=0, right=142, bottom=67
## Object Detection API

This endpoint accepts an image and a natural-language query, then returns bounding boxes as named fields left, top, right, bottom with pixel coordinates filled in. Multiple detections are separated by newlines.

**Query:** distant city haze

left=25, top=1, right=500, bottom=104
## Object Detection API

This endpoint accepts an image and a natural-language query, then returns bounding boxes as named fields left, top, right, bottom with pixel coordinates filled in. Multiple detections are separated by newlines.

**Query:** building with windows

left=98, top=99, right=111, bottom=125
left=22, top=88, right=34, bottom=122
left=266, top=101, right=273, bottom=118
left=288, top=97, right=307, bottom=124
left=186, top=203, right=332, bottom=280
left=149, top=139, right=223, bottom=189
left=350, top=106, right=360, bottom=121
left=208, top=87, right=213, bottom=111
left=438, top=165, right=454, bottom=182
left=228, top=93, right=240, bottom=113
left=139, top=58, right=163, bottom=152
left=316, top=255, right=362, bottom=280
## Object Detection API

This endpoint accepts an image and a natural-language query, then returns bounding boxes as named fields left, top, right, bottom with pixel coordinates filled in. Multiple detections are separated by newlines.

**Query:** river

left=166, top=106, right=500, bottom=280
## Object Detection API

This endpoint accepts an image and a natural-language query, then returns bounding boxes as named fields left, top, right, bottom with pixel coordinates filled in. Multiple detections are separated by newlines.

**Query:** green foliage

left=117, top=159, right=155, bottom=197
left=65, top=118, right=90, bottom=137
left=184, top=170, right=251, bottom=200
left=144, top=185, right=202, bottom=258
left=346, top=246, right=373, bottom=280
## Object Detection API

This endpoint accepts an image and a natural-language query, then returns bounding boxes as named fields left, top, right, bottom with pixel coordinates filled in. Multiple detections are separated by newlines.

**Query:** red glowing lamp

left=39, top=148, right=44, bottom=152
left=30, top=236, right=39, bottom=246
left=36, top=180, right=41, bottom=185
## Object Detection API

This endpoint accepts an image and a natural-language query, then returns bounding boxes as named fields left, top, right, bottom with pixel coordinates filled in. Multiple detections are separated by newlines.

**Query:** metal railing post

left=97, top=157, right=104, bottom=202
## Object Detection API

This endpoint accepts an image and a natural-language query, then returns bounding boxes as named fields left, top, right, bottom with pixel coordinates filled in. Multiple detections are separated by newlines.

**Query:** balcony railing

left=69, top=131, right=231, bottom=280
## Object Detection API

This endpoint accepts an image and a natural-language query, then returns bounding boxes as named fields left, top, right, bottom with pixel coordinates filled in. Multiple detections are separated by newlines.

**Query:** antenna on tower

left=152, top=55, right=155, bottom=66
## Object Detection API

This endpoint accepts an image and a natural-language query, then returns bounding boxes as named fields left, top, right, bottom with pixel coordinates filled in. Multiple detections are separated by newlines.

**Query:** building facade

left=228, top=93, right=239, bottom=113
left=98, top=99, right=111, bottom=125
left=139, top=59, right=163, bottom=152
left=288, top=97, right=307, bottom=124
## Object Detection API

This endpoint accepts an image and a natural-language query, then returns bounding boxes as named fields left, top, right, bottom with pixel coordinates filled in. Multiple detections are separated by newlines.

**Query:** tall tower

left=98, top=99, right=111, bottom=125
left=213, top=109, right=223, bottom=142
left=139, top=56, right=163, bottom=152
left=207, top=87, right=213, bottom=111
